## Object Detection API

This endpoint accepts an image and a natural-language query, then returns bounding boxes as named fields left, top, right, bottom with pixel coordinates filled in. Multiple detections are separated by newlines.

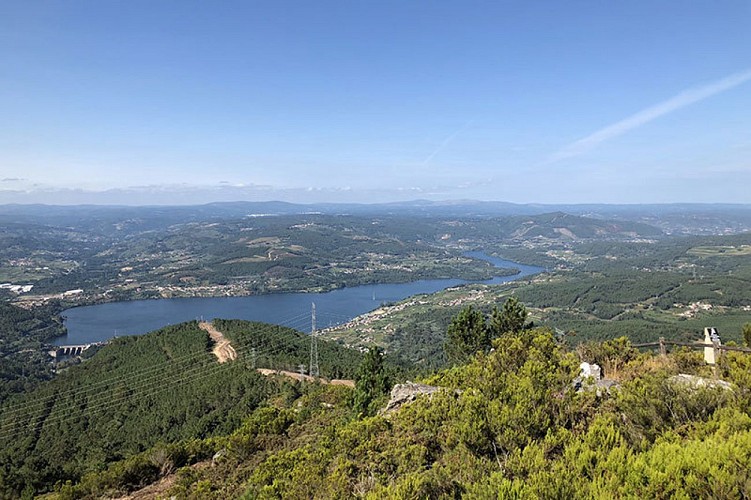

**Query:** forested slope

left=0, top=320, right=368, bottom=497
left=324, top=232, right=751, bottom=364
left=37, top=327, right=751, bottom=499
left=0, top=302, right=66, bottom=404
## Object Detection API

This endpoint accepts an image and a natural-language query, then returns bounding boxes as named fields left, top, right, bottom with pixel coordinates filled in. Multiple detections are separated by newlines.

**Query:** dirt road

left=256, top=368, right=354, bottom=387
left=198, top=321, right=237, bottom=363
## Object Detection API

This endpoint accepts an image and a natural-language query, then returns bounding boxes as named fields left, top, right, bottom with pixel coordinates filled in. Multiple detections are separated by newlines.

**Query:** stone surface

left=574, top=362, right=618, bottom=396
left=579, top=362, right=602, bottom=380
left=381, top=381, right=443, bottom=414
left=669, top=374, right=733, bottom=391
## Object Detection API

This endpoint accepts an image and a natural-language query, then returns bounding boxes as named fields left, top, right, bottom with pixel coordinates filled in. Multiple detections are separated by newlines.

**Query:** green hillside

left=1, top=210, right=661, bottom=301
left=323, top=233, right=751, bottom=364
left=0, top=320, right=368, bottom=497
left=47, top=328, right=751, bottom=499
left=0, top=302, right=66, bottom=404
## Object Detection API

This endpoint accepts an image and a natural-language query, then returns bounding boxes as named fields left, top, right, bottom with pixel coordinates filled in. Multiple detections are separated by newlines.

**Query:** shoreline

left=54, top=255, right=541, bottom=345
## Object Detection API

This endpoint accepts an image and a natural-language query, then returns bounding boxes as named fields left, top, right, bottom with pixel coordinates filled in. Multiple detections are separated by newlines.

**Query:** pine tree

left=444, top=305, right=490, bottom=363
left=353, top=346, right=390, bottom=417
left=489, top=296, right=528, bottom=336
left=743, top=323, right=751, bottom=348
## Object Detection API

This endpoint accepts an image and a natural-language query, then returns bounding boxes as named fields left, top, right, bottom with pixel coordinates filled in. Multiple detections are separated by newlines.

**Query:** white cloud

left=548, top=68, right=751, bottom=163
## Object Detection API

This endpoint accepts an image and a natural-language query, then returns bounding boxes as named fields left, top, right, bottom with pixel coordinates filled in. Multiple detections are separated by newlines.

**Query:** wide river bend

left=57, top=252, right=543, bottom=345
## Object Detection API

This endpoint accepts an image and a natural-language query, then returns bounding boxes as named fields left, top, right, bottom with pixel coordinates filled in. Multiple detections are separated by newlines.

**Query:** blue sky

left=1, top=1, right=750, bottom=204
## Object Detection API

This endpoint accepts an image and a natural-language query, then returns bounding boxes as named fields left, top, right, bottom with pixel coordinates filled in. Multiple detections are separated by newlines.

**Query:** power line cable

left=1, top=315, right=319, bottom=416
left=1, top=314, right=361, bottom=431
left=0, top=328, right=348, bottom=440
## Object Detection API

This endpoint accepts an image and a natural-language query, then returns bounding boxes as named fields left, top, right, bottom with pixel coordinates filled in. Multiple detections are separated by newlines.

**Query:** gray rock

left=668, top=374, right=733, bottom=391
left=579, top=362, right=602, bottom=380
left=574, top=362, right=619, bottom=396
left=381, top=381, right=443, bottom=414
left=594, top=378, right=620, bottom=397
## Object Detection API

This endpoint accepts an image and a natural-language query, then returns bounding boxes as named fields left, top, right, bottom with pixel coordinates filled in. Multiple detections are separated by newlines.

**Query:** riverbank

left=57, top=254, right=542, bottom=345
left=15, top=257, right=517, bottom=311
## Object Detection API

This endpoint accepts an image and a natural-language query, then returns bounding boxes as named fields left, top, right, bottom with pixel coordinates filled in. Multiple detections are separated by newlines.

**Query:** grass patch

left=688, top=245, right=751, bottom=257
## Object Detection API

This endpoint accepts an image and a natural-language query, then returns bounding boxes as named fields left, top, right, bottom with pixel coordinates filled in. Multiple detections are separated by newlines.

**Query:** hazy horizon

left=1, top=187, right=751, bottom=209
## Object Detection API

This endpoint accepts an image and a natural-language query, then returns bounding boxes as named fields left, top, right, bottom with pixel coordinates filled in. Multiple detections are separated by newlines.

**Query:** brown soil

left=256, top=368, right=354, bottom=387
left=116, top=462, right=210, bottom=499
left=198, top=321, right=237, bottom=363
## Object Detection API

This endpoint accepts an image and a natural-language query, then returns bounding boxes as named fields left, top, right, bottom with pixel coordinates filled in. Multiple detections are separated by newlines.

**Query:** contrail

left=422, top=120, right=474, bottom=166
left=548, top=68, right=751, bottom=163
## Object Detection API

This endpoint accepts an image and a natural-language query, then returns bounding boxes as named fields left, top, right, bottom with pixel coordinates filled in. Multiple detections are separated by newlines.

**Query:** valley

left=1, top=202, right=751, bottom=498
left=5, top=3, right=751, bottom=496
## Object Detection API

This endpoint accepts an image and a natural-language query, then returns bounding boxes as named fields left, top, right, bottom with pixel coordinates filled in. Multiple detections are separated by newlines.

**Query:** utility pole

left=309, top=302, right=319, bottom=378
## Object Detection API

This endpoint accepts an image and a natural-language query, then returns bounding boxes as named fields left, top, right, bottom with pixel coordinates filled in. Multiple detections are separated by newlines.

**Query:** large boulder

left=668, top=374, right=733, bottom=391
left=579, top=362, right=602, bottom=380
left=574, top=362, right=619, bottom=396
left=381, top=381, right=442, bottom=414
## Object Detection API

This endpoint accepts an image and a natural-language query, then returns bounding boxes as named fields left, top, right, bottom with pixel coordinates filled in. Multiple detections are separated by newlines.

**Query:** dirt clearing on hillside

left=198, top=321, right=237, bottom=363
left=256, top=368, right=354, bottom=387
left=117, top=461, right=210, bottom=499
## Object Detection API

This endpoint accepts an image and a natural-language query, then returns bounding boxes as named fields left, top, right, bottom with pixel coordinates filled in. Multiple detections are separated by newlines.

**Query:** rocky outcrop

left=579, top=362, right=601, bottom=380
left=668, top=374, right=733, bottom=391
left=573, top=362, right=619, bottom=396
left=381, top=381, right=443, bottom=414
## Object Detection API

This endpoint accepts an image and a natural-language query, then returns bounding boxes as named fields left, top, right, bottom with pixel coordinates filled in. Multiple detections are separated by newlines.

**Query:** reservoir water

left=57, top=252, right=543, bottom=345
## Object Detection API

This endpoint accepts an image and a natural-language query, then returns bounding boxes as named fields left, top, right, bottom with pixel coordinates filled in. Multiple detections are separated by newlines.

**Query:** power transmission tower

left=250, top=347, right=257, bottom=369
left=309, top=302, right=319, bottom=378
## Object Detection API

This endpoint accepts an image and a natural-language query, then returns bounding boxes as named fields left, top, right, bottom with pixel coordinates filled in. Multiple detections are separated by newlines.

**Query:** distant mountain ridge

left=3, top=199, right=750, bottom=235
left=1, top=198, right=750, bottom=218
left=494, top=212, right=663, bottom=240
left=0, top=203, right=664, bottom=242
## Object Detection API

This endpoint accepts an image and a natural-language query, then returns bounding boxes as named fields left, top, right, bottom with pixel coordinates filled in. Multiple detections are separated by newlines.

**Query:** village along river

left=56, top=252, right=543, bottom=345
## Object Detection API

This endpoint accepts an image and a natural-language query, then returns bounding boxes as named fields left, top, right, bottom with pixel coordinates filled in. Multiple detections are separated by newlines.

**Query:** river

left=57, top=252, right=543, bottom=345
